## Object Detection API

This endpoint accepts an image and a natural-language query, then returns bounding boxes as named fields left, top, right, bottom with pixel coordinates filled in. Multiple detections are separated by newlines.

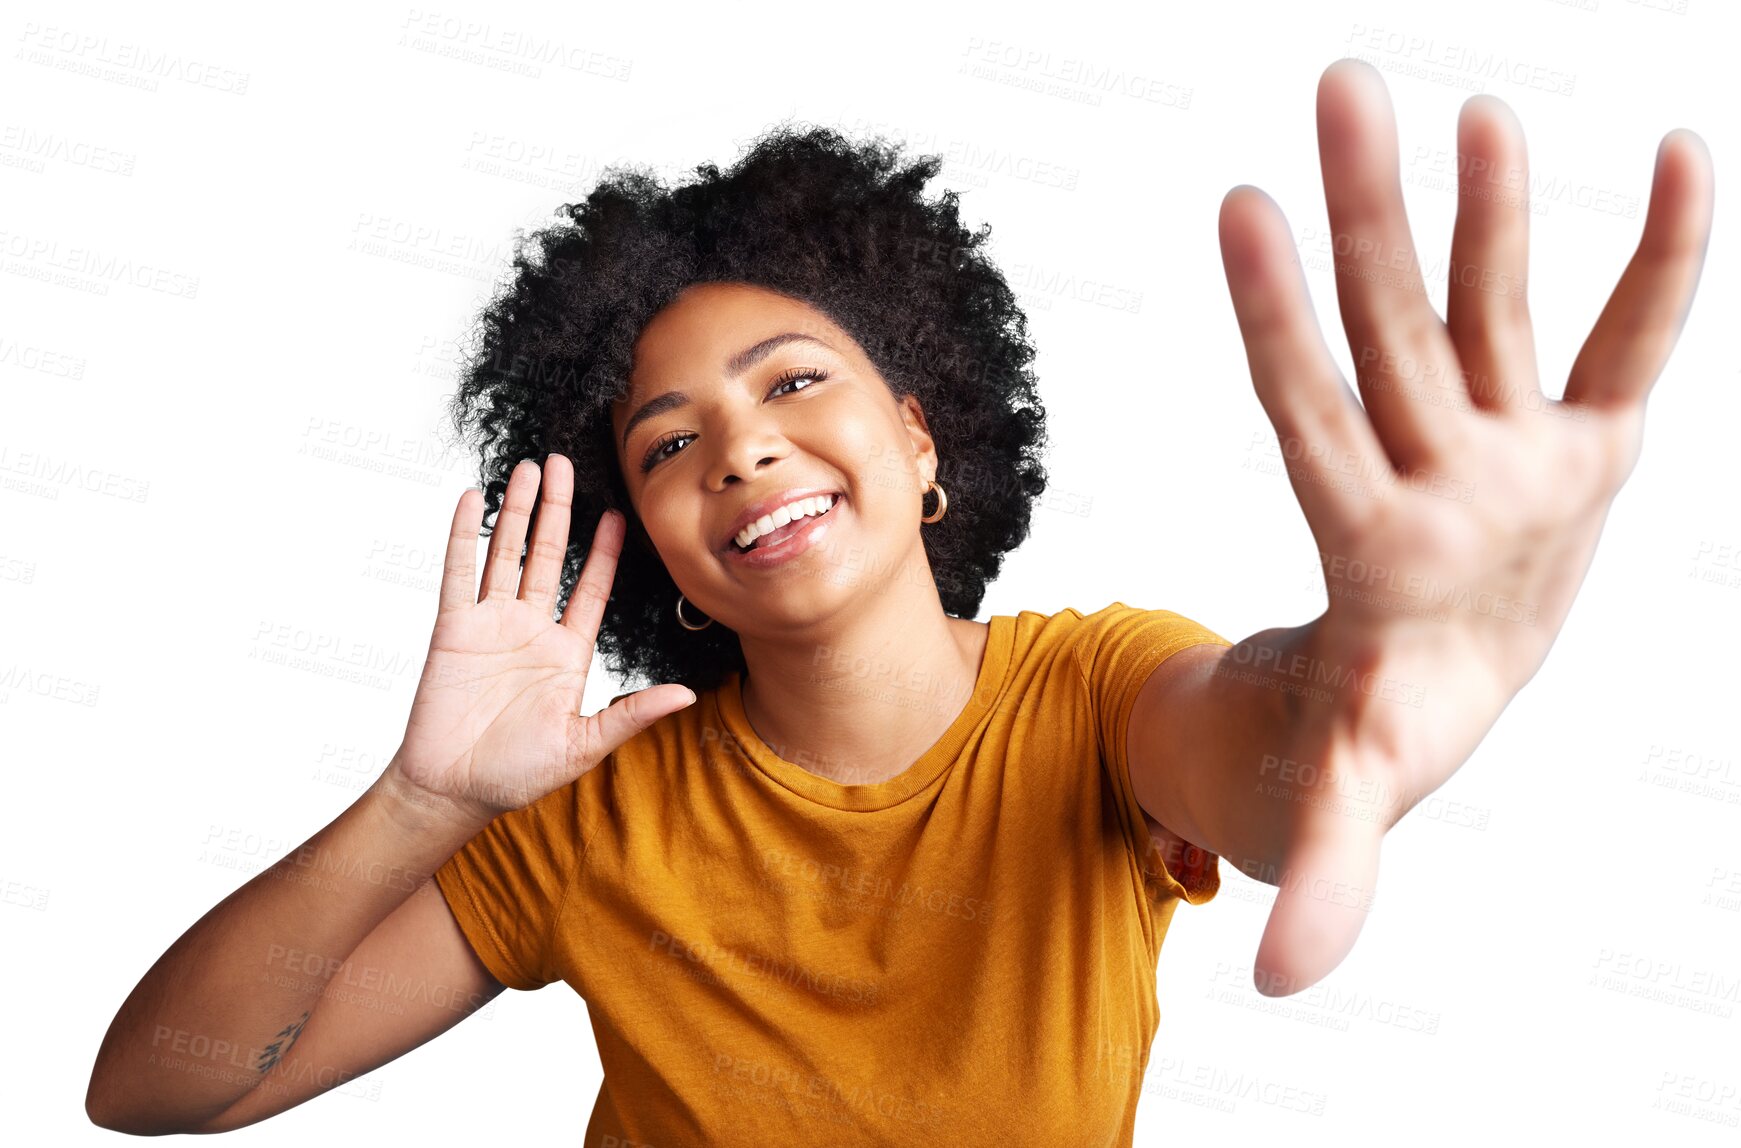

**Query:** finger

left=438, top=488, right=484, bottom=615
left=479, top=459, right=539, bottom=602
left=518, top=453, right=575, bottom=616
left=559, top=508, right=624, bottom=640
left=1220, top=185, right=1392, bottom=533
left=1318, top=58, right=1469, bottom=470
left=1564, top=129, right=1715, bottom=410
left=1252, top=820, right=1381, bottom=998
left=1446, top=94, right=1542, bottom=414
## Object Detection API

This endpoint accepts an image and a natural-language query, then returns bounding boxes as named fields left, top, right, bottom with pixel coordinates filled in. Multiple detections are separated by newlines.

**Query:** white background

left=6, top=0, right=1738, bottom=1142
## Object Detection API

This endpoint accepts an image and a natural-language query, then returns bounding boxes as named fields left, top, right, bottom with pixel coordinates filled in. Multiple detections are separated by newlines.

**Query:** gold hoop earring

left=921, top=479, right=948, bottom=524
left=675, top=592, right=713, bottom=631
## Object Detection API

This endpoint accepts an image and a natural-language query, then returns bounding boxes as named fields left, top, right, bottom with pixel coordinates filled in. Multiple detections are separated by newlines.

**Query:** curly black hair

left=444, top=120, right=1050, bottom=696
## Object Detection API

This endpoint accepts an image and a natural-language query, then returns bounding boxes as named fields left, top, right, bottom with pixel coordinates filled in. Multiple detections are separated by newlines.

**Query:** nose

left=705, top=401, right=792, bottom=488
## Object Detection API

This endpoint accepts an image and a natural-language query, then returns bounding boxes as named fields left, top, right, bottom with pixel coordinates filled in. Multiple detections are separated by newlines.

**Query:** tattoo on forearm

left=257, top=1011, right=310, bottom=1074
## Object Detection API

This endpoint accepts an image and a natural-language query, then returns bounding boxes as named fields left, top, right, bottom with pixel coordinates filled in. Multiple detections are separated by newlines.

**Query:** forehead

left=616, top=283, right=843, bottom=408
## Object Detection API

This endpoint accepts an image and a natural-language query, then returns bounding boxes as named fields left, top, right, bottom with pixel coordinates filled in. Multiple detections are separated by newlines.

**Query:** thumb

left=1251, top=820, right=1383, bottom=997
left=580, top=683, right=699, bottom=766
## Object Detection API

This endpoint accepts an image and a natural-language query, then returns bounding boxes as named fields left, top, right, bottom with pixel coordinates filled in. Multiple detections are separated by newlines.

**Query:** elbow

left=84, top=1078, right=137, bottom=1135
left=84, top=1100, right=152, bottom=1136
left=86, top=1113, right=225, bottom=1138
left=84, top=1102, right=174, bottom=1137
left=85, top=1087, right=222, bottom=1137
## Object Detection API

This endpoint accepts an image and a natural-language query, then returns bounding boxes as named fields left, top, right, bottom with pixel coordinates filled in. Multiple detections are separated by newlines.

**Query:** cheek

left=656, top=515, right=702, bottom=558
left=808, top=400, right=911, bottom=491
left=631, top=496, right=695, bottom=563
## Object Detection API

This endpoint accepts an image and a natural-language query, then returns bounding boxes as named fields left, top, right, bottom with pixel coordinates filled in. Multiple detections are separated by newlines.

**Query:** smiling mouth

left=726, top=493, right=842, bottom=554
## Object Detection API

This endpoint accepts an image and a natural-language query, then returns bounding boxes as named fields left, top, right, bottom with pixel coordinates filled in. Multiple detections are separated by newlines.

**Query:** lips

left=718, top=487, right=843, bottom=553
left=724, top=494, right=841, bottom=567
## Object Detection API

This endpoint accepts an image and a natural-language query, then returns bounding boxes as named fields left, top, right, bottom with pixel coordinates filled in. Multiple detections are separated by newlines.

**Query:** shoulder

left=1005, top=599, right=1174, bottom=674
left=1066, top=600, right=1229, bottom=670
left=1002, top=600, right=1117, bottom=644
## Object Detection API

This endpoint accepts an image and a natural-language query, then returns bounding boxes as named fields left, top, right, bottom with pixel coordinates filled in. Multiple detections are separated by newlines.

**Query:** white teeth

left=734, top=493, right=836, bottom=550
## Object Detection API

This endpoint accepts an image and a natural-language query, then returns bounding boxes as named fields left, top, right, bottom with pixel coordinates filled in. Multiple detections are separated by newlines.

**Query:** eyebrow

left=619, top=331, right=836, bottom=452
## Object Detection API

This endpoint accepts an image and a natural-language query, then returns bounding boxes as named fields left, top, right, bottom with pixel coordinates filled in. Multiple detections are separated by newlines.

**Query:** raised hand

left=1216, top=59, right=1713, bottom=994
left=385, top=455, right=697, bottom=827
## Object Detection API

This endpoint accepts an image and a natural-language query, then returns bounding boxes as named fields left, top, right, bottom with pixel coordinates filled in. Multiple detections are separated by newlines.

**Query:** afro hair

left=444, top=121, right=1050, bottom=696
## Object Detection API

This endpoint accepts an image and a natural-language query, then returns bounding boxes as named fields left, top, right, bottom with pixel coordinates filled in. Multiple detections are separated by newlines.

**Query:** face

left=611, top=281, right=939, bottom=632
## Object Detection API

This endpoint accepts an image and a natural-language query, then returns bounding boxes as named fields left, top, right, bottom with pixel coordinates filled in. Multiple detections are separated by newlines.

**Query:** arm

left=1143, top=60, right=1709, bottom=998
left=88, top=457, right=694, bottom=1130
left=188, top=866, right=507, bottom=1133
left=1127, top=639, right=1287, bottom=887
left=1124, top=613, right=1503, bottom=1002
left=85, top=764, right=499, bottom=1135
left=1127, top=620, right=1406, bottom=892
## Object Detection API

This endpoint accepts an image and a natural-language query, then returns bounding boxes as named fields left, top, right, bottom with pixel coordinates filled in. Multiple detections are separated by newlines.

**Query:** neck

left=734, top=550, right=988, bottom=786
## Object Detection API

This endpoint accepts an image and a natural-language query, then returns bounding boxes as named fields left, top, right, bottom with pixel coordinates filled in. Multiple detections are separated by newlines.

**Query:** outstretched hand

left=1216, top=58, right=1713, bottom=994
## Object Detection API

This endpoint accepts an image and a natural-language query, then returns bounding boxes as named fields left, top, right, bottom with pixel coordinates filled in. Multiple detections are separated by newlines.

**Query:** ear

left=896, top=393, right=939, bottom=485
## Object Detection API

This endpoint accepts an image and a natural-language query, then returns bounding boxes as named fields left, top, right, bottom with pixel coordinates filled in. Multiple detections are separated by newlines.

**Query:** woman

left=87, top=59, right=1712, bottom=1144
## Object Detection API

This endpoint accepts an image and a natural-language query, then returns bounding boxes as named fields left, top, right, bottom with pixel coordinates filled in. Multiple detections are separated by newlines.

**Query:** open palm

left=1217, top=59, right=1713, bottom=993
left=388, top=455, right=696, bottom=826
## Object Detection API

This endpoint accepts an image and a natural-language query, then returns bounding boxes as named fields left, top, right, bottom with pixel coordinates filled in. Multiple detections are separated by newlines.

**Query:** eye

left=640, top=430, right=694, bottom=473
left=770, top=365, right=829, bottom=395
left=638, top=367, right=831, bottom=473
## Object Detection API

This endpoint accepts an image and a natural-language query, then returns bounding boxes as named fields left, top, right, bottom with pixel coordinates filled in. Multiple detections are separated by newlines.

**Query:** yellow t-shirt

left=433, top=600, right=1232, bottom=1146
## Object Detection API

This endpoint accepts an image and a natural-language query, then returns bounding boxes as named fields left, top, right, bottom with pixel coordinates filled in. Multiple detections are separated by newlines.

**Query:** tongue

left=753, top=512, right=814, bottom=549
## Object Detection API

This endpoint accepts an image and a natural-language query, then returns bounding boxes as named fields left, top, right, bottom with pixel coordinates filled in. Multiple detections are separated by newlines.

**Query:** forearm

left=1160, top=620, right=1410, bottom=887
left=86, top=762, right=488, bottom=1134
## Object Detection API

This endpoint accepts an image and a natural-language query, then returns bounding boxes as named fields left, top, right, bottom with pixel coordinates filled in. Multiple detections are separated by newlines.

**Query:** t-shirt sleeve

left=1071, top=600, right=1234, bottom=909
left=431, top=777, right=588, bottom=992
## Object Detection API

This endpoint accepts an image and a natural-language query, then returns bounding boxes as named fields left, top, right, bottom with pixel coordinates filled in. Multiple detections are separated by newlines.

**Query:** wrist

left=374, top=758, right=494, bottom=838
